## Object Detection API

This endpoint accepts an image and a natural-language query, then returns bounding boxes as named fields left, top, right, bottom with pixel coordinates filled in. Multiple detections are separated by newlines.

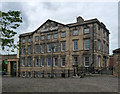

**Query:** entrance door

left=10, top=61, right=16, bottom=77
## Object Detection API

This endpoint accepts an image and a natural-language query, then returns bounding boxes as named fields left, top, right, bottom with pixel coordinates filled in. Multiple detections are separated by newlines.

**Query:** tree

left=0, top=10, right=22, bottom=52
left=2, top=60, right=6, bottom=72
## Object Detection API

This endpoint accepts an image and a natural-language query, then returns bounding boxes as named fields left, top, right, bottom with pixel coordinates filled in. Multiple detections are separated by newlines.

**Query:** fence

left=18, top=67, right=113, bottom=78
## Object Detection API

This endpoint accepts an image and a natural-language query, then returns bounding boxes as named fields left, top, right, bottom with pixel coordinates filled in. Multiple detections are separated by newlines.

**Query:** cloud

left=1, top=2, right=118, bottom=55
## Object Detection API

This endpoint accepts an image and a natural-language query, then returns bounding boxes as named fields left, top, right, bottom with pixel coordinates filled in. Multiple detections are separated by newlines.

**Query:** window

left=47, top=35, right=51, bottom=40
left=41, top=36, right=45, bottom=40
left=98, top=56, right=101, bottom=67
left=61, top=42, right=66, bottom=51
left=54, top=43, right=58, bottom=52
left=73, top=40, right=78, bottom=51
left=41, top=58, right=45, bottom=67
left=41, top=44, right=45, bottom=53
left=28, top=57, right=32, bottom=67
left=84, top=39, right=90, bottom=50
left=22, top=58, right=25, bottom=66
left=84, top=56, right=89, bottom=67
left=84, top=28, right=90, bottom=34
left=61, top=32, right=66, bottom=38
left=35, top=36, right=39, bottom=42
left=97, top=41, right=101, bottom=51
left=47, top=44, right=51, bottom=52
left=35, top=45, right=39, bottom=53
left=28, top=36, right=31, bottom=42
left=73, top=56, right=78, bottom=65
left=73, top=30, right=78, bottom=35
left=35, top=57, right=39, bottom=67
left=61, top=57, right=65, bottom=67
left=22, top=47, right=25, bottom=54
left=103, top=31, right=106, bottom=39
left=54, top=33, right=58, bottom=38
left=28, top=45, right=31, bottom=54
left=47, top=58, right=51, bottom=67
left=22, top=38, right=25, bottom=43
left=54, top=57, right=58, bottom=66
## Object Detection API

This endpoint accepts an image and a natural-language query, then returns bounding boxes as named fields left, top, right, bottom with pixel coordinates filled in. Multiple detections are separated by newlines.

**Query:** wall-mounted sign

left=41, top=27, right=58, bottom=33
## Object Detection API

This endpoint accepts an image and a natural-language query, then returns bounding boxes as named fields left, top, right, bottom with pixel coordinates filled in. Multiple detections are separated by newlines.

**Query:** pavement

left=2, top=76, right=118, bottom=92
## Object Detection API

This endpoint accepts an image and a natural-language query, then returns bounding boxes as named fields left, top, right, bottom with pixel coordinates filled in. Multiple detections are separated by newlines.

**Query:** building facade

left=113, top=48, right=120, bottom=77
left=19, top=16, right=110, bottom=78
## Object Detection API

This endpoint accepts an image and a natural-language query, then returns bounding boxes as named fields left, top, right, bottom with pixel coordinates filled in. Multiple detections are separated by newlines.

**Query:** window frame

left=61, top=57, right=65, bottom=67
left=47, top=34, right=51, bottom=40
left=84, top=28, right=90, bottom=34
left=54, top=57, right=58, bottom=67
left=84, top=39, right=90, bottom=50
left=61, top=42, right=66, bottom=52
left=73, top=29, right=78, bottom=36
left=73, top=56, right=78, bottom=66
left=73, top=40, right=78, bottom=51
left=61, top=31, right=66, bottom=38
left=47, top=44, right=51, bottom=52
left=54, top=33, right=58, bottom=39
left=41, top=58, right=45, bottom=67
left=84, top=56, right=89, bottom=67
left=35, top=36, right=39, bottom=42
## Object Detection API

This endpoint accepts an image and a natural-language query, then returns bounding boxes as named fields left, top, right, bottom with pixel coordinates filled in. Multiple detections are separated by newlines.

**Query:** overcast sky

left=1, top=1, right=118, bottom=55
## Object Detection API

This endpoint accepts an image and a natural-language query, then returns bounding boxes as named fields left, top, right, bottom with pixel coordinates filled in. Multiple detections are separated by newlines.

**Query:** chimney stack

left=77, top=16, right=84, bottom=23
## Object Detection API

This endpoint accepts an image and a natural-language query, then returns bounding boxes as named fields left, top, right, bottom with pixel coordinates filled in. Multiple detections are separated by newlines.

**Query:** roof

left=113, top=48, right=120, bottom=53
left=19, top=19, right=69, bottom=37
left=19, top=32, right=33, bottom=37
left=67, top=18, right=110, bottom=34
left=19, top=17, right=110, bottom=37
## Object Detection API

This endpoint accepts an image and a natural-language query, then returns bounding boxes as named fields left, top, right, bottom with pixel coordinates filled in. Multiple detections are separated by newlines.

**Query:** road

left=2, top=76, right=118, bottom=92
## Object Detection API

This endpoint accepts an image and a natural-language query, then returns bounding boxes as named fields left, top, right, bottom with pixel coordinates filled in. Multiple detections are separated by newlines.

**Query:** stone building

left=1, top=54, right=19, bottom=77
left=19, top=16, right=110, bottom=78
left=113, top=48, right=120, bottom=77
